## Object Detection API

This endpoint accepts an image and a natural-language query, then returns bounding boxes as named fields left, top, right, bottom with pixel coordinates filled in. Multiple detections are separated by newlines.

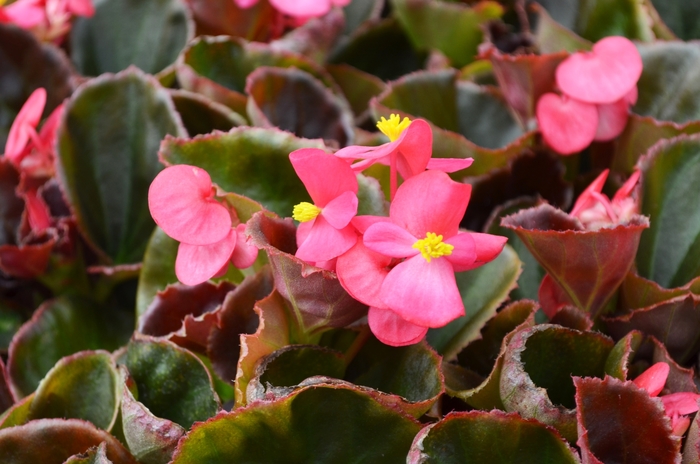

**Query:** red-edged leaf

left=184, top=0, right=277, bottom=41
left=501, top=204, right=648, bottom=318
left=575, top=376, right=680, bottom=464
left=0, top=359, right=15, bottom=415
left=604, top=330, right=644, bottom=381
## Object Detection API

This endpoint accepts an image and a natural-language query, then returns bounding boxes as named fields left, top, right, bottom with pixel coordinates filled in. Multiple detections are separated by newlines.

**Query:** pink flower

left=334, top=115, right=473, bottom=198
left=148, top=165, right=258, bottom=286
left=341, top=171, right=506, bottom=346
left=569, top=169, right=641, bottom=229
left=3, top=0, right=94, bottom=42
left=633, top=362, right=700, bottom=436
left=234, top=0, right=350, bottom=18
left=290, top=148, right=359, bottom=263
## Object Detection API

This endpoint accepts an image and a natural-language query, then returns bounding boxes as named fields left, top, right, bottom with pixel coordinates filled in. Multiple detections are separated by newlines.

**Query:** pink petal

left=471, top=233, right=508, bottom=268
left=336, top=240, right=392, bottom=308
left=24, top=189, right=51, bottom=234
left=394, top=119, right=433, bottom=179
left=350, top=215, right=391, bottom=234
left=334, top=142, right=398, bottom=163
left=66, top=0, right=95, bottom=17
left=148, top=165, right=232, bottom=245
left=442, top=232, right=479, bottom=272
left=269, top=0, right=330, bottom=18
left=175, top=229, right=237, bottom=286
left=661, top=392, right=700, bottom=417
left=234, top=0, right=259, bottom=7
left=368, top=306, right=428, bottom=347
left=536, top=93, right=598, bottom=155
left=289, top=148, right=358, bottom=207
left=0, top=8, right=10, bottom=23
left=426, top=157, right=474, bottom=173
left=594, top=97, right=629, bottom=142
left=624, top=86, right=638, bottom=106
left=38, top=103, right=63, bottom=149
left=556, top=36, right=642, bottom=104
left=363, top=221, right=419, bottom=258
left=612, top=170, right=641, bottom=204
left=230, top=223, right=258, bottom=269
left=332, top=0, right=351, bottom=5
left=380, top=255, right=464, bottom=328
left=570, top=169, right=609, bottom=218
left=633, top=362, right=669, bottom=397
left=5, top=88, right=46, bottom=162
left=295, top=215, right=357, bottom=262
left=390, top=170, right=471, bottom=239
left=671, top=415, right=691, bottom=437
left=321, top=190, right=358, bottom=229
left=4, top=0, right=46, bottom=28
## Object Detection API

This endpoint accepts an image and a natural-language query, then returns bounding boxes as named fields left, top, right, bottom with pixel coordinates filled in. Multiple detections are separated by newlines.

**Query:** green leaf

left=64, top=442, right=113, bottom=464
left=7, top=296, right=131, bottom=398
left=426, top=244, right=521, bottom=361
left=0, top=24, right=74, bottom=148
left=407, top=410, right=579, bottom=463
left=326, top=64, right=386, bottom=119
left=0, top=394, right=33, bottom=429
left=28, top=351, right=120, bottom=431
left=56, top=68, right=186, bottom=264
left=135, top=228, right=178, bottom=321
left=159, top=128, right=325, bottom=216
left=0, top=418, right=136, bottom=463
left=170, top=385, right=421, bottom=464
left=392, top=0, right=503, bottom=68
left=574, top=0, right=655, bottom=42
left=650, top=0, right=700, bottom=39
left=533, top=4, right=592, bottom=54
left=635, top=42, right=700, bottom=124
left=637, top=134, right=700, bottom=287
left=270, top=9, right=345, bottom=65
left=125, top=337, right=219, bottom=429
left=169, top=89, right=245, bottom=137
left=184, top=0, right=276, bottom=41
left=70, top=0, right=193, bottom=76
left=604, top=330, right=643, bottom=380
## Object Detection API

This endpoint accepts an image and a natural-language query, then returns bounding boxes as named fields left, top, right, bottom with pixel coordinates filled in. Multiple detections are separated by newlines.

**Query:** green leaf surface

left=64, top=442, right=113, bottom=464
left=56, top=68, right=186, bottom=264
left=159, top=128, right=325, bottom=216
left=650, top=0, right=700, bottom=39
left=29, top=351, right=120, bottom=431
left=637, top=135, right=700, bottom=287
left=125, top=337, right=219, bottom=429
left=392, top=0, right=503, bottom=68
left=171, top=385, right=421, bottom=464
left=184, top=0, right=276, bottom=41
left=407, top=410, right=579, bottom=464
left=0, top=418, right=137, bottom=464
left=70, top=0, right=193, bottom=76
left=270, top=9, right=345, bottom=65
left=169, top=89, right=244, bottom=136
left=135, top=228, right=179, bottom=320
left=0, top=393, right=33, bottom=429
left=574, top=0, right=655, bottom=42
left=533, top=4, right=592, bottom=54
left=604, top=330, right=643, bottom=380
left=426, top=244, right=521, bottom=361
left=7, top=296, right=131, bottom=398
left=326, top=64, right=386, bottom=119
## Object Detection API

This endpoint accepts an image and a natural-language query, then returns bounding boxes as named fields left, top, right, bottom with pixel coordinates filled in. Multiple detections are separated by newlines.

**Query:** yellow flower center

left=293, top=202, right=321, bottom=222
left=376, top=114, right=411, bottom=142
left=412, top=232, right=453, bottom=263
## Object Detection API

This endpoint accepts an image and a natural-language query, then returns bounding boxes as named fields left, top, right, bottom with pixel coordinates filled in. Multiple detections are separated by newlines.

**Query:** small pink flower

left=234, top=0, right=349, bottom=18
left=4, top=0, right=94, bottom=42
left=4, top=88, right=47, bottom=164
left=569, top=169, right=641, bottom=229
left=290, top=148, right=359, bottom=263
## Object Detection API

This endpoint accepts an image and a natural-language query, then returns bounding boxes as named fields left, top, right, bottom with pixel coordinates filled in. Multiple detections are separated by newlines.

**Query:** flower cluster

left=536, top=36, right=642, bottom=155
left=0, top=0, right=95, bottom=42
left=234, top=0, right=349, bottom=20
left=148, top=165, right=258, bottom=286
left=570, top=168, right=641, bottom=229
left=290, top=116, right=507, bottom=346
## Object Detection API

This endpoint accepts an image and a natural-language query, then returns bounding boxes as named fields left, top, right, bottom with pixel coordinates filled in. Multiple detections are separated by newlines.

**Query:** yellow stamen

left=293, top=202, right=321, bottom=222
left=413, top=232, right=453, bottom=263
left=376, top=114, right=411, bottom=142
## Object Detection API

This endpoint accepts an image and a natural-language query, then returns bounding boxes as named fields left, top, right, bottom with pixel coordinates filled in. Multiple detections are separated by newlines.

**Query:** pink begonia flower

left=335, top=115, right=473, bottom=198
left=360, top=171, right=507, bottom=337
left=569, top=169, right=641, bottom=229
left=633, top=362, right=700, bottom=436
left=4, top=88, right=46, bottom=164
left=4, top=0, right=94, bottom=42
left=290, top=148, right=359, bottom=263
left=234, top=0, right=349, bottom=18
left=148, top=165, right=258, bottom=286
left=536, top=93, right=598, bottom=155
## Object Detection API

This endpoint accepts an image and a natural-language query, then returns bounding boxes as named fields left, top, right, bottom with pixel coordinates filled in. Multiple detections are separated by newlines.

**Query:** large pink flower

left=290, top=148, right=359, bottom=262
left=148, top=165, right=258, bottom=286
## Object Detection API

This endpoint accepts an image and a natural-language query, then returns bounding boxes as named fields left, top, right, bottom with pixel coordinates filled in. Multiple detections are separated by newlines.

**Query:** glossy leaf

left=135, top=228, right=179, bottom=320
left=502, top=204, right=648, bottom=318
left=533, top=4, right=592, bottom=54
left=171, top=384, right=421, bottom=464
left=125, top=337, right=220, bottom=429
left=327, top=64, right=386, bottom=119
left=574, top=0, right=655, bottom=42
left=269, top=9, right=345, bottom=64
left=650, top=0, right=700, bottom=39
left=64, top=442, right=113, bottom=464
left=0, top=359, right=14, bottom=416
left=0, top=24, right=73, bottom=148
left=407, top=410, right=580, bottom=464
left=637, top=134, right=700, bottom=287
left=8, top=297, right=131, bottom=398
left=245, top=67, right=354, bottom=147
left=575, top=376, right=680, bottom=463
left=604, top=330, right=643, bottom=381
left=426, top=244, right=521, bottom=361
left=619, top=270, right=700, bottom=311
left=159, top=127, right=325, bottom=216
left=183, top=0, right=276, bottom=41
left=29, top=351, right=120, bottom=431
left=70, top=0, right=193, bottom=76
left=56, top=68, right=186, bottom=264
left=169, top=89, right=245, bottom=136
left=500, top=325, right=614, bottom=441
left=0, top=418, right=137, bottom=464
left=392, top=0, right=503, bottom=68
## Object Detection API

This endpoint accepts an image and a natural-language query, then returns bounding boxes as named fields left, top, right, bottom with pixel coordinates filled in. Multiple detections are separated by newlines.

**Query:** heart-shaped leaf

left=170, top=384, right=421, bottom=463
left=407, top=410, right=580, bottom=463
left=575, top=376, right=680, bottom=463
left=636, top=134, right=700, bottom=287
left=70, top=0, right=193, bottom=76
left=125, top=337, right=219, bottom=429
left=426, top=244, right=521, bottom=361
left=500, top=324, right=614, bottom=441
left=56, top=67, right=186, bottom=265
